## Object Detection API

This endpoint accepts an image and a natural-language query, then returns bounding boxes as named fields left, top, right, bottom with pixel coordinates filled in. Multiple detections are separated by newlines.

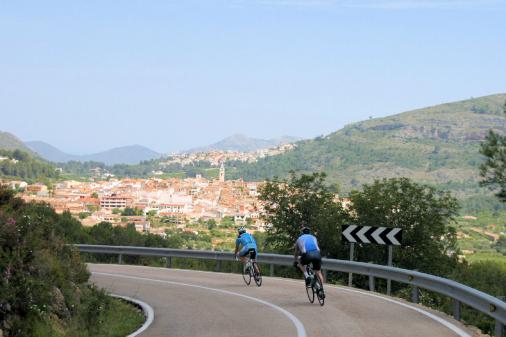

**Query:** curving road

left=89, top=264, right=477, bottom=337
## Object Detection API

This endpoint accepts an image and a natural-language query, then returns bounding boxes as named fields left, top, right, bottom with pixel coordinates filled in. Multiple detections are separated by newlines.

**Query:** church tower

left=219, top=162, right=225, bottom=182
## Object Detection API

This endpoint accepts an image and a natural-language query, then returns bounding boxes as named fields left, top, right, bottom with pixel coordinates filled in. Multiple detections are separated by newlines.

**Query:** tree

left=349, top=178, right=460, bottom=276
left=450, top=261, right=506, bottom=334
left=480, top=99, right=506, bottom=202
left=79, top=211, right=91, bottom=219
left=495, top=235, right=506, bottom=255
left=121, top=207, right=143, bottom=216
left=259, top=172, right=348, bottom=256
left=207, top=219, right=217, bottom=230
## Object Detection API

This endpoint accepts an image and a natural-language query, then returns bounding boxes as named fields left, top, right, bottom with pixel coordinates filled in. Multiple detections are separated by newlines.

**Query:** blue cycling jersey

left=296, top=234, right=320, bottom=254
left=236, top=233, right=257, bottom=251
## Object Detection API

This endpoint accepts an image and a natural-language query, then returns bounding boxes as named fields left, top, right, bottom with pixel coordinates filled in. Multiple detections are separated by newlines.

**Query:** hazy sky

left=1, top=0, right=505, bottom=154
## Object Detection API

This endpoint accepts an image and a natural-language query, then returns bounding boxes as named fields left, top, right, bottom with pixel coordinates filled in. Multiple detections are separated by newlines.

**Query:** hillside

left=0, top=149, right=59, bottom=181
left=0, top=131, right=37, bottom=155
left=25, top=141, right=161, bottom=165
left=230, top=94, right=506, bottom=198
left=187, top=134, right=301, bottom=153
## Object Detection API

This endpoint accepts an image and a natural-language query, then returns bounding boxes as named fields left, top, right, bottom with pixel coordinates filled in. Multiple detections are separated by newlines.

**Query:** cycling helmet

left=238, top=227, right=246, bottom=235
left=301, top=227, right=311, bottom=234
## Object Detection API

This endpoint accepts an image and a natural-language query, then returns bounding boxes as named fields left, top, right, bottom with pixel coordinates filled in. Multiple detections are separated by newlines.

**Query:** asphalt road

left=89, top=264, right=477, bottom=337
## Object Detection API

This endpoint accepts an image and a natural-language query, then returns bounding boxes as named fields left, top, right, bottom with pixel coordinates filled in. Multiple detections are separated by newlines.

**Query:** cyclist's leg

left=249, top=249, right=260, bottom=274
left=315, top=270, right=324, bottom=285
left=310, top=253, right=325, bottom=290
left=297, top=255, right=307, bottom=275
left=298, top=254, right=313, bottom=286
left=239, top=247, right=249, bottom=266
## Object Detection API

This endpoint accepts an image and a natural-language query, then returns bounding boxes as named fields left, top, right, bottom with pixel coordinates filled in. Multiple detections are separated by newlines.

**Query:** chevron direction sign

left=341, top=225, right=402, bottom=246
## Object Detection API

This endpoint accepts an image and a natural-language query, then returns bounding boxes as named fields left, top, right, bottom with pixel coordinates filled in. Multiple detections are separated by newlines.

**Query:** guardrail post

left=322, top=269, right=328, bottom=283
left=118, top=253, right=123, bottom=264
left=166, top=256, right=172, bottom=268
left=496, top=320, right=504, bottom=337
left=215, top=260, right=221, bottom=272
left=411, top=286, right=419, bottom=304
left=369, top=274, right=375, bottom=292
left=270, top=264, right=274, bottom=277
left=453, top=299, right=461, bottom=321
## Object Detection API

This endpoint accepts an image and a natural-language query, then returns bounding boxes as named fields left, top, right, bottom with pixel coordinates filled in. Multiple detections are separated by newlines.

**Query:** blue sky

left=1, top=0, right=505, bottom=154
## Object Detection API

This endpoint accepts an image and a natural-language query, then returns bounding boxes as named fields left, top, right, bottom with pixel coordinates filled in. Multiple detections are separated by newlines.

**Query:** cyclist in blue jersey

left=234, top=227, right=260, bottom=274
left=294, top=227, right=324, bottom=294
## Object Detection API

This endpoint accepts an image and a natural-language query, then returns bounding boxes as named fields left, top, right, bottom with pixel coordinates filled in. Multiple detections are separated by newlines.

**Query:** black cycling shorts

left=300, top=250, right=322, bottom=271
left=240, top=248, right=257, bottom=259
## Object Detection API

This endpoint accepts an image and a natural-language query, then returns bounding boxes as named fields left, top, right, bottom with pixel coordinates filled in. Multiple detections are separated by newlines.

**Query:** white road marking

left=264, top=276, right=473, bottom=337
left=90, top=265, right=474, bottom=337
left=110, top=294, right=155, bottom=337
left=129, top=266, right=473, bottom=337
left=93, top=271, right=307, bottom=337
left=332, top=286, right=472, bottom=337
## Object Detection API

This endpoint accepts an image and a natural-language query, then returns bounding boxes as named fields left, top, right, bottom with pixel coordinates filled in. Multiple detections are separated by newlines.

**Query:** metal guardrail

left=76, top=244, right=506, bottom=336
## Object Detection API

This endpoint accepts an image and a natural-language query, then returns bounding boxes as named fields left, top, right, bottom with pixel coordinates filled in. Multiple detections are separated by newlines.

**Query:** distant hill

left=230, top=93, right=506, bottom=198
left=0, top=148, right=58, bottom=181
left=25, top=141, right=78, bottom=163
left=187, top=134, right=301, bottom=153
left=25, top=141, right=161, bottom=165
left=0, top=131, right=38, bottom=156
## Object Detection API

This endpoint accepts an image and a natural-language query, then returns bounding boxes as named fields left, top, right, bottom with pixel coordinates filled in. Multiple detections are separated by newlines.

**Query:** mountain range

left=25, top=141, right=162, bottom=166
left=229, top=93, right=506, bottom=198
left=0, top=132, right=301, bottom=165
left=2, top=93, right=505, bottom=199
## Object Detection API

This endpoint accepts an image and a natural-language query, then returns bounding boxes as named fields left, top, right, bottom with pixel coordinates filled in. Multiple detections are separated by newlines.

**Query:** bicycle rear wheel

left=315, top=278, right=325, bottom=306
left=242, top=263, right=252, bottom=285
left=253, top=263, right=262, bottom=287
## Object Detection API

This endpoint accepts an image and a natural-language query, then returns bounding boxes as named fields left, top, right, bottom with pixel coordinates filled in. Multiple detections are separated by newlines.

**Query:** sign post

left=348, top=242, right=355, bottom=287
left=342, top=225, right=402, bottom=294
left=387, top=245, right=393, bottom=295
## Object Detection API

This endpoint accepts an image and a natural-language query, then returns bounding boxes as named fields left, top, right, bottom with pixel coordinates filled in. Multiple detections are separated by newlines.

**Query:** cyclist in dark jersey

left=294, top=227, right=324, bottom=294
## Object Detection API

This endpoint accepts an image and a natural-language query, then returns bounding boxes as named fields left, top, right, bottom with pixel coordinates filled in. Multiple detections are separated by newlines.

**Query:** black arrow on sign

left=350, top=225, right=361, bottom=243
left=364, top=226, right=376, bottom=243
left=380, top=227, right=393, bottom=245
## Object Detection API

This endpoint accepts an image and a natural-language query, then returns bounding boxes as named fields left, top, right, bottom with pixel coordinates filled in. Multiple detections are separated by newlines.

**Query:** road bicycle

left=305, top=263, right=325, bottom=306
left=238, top=252, right=262, bottom=287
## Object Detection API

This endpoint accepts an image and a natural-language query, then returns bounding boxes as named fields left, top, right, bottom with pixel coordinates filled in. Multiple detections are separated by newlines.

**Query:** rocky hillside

left=187, top=134, right=301, bottom=153
left=230, top=93, right=506, bottom=198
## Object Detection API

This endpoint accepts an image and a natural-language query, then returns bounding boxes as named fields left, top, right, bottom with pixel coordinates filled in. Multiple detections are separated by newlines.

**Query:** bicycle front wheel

left=306, top=283, right=315, bottom=303
left=242, top=264, right=252, bottom=285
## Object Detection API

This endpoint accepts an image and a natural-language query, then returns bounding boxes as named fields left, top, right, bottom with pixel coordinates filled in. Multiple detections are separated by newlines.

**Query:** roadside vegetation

left=0, top=188, right=144, bottom=337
